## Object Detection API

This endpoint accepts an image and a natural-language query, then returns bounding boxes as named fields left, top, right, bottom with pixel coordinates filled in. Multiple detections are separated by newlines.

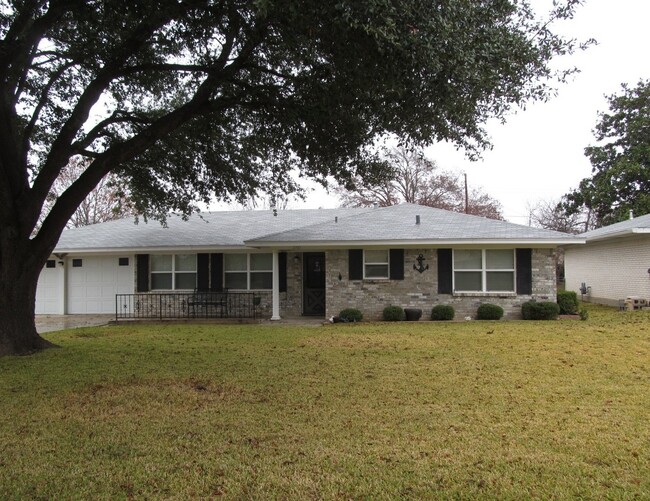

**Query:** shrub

left=431, top=305, right=455, bottom=321
left=383, top=305, right=405, bottom=321
left=579, top=307, right=589, bottom=321
left=339, top=308, right=363, bottom=322
left=476, top=303, right=504, bottom=320
left=557, top=291, right=579, bottom=314
left=522, top=301, right=560, bottom=320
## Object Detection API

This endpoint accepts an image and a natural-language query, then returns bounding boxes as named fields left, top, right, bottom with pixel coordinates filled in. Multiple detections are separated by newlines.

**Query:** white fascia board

left=53, top=245, right=252, bottom=254
left=585, top=228, right=650, bottom=243
left=244, top=238, right=586, bottom=248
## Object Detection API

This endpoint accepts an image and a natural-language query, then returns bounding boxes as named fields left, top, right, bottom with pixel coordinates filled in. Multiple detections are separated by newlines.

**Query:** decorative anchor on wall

left=413, top=254, right=429, bottom=274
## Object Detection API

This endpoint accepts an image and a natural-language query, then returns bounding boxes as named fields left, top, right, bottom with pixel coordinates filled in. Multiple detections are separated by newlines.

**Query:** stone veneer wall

left=326, top=248, right=557, bottom=320
left=131, top=248, right=557, bottom=320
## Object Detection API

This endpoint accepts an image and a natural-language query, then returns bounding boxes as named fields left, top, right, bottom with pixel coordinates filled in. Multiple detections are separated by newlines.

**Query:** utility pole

left=464, top=173, right=469, bottom=214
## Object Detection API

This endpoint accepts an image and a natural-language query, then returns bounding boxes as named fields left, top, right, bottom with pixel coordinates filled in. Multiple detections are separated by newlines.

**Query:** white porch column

left=271, top=250, right=281, bottom=320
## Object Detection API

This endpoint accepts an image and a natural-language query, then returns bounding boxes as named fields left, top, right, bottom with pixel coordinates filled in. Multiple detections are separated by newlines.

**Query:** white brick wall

left=565, top=235, right=650, bottom=306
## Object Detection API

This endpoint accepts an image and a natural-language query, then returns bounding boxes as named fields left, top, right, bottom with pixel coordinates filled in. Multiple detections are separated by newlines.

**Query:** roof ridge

left=244, top=205, right=377, bottom=243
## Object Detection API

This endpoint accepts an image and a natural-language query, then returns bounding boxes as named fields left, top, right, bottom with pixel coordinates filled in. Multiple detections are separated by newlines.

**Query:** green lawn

left=1, top=305, right=649, bottom=499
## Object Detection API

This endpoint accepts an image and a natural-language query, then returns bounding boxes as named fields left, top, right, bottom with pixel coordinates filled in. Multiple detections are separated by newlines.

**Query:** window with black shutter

left=437, top=249, right=453, bottom=294
left=348, top=249, right=363, bottom=280
left=389, top=249, right=404, bottom=280
left=516, top=248, right=533, bottom=295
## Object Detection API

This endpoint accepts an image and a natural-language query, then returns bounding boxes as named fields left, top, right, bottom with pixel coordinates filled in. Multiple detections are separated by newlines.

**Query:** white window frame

left=453, top=249, right=515, bottom=293
left=223, top=253, right=273, bottom=290
left=363, top=249, right=390, bottom=280
left=150, top=254, right=197, bottom=290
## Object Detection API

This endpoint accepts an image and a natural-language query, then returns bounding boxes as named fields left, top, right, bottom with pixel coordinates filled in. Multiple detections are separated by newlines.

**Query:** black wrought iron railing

left=115, top=292, right=257, bottom=320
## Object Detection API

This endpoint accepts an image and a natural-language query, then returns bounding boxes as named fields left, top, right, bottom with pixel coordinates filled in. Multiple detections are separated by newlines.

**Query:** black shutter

left=136, top=254, right=149, bottom=292
left=197, top=253, right=209, bottom=290
left=349, top=249, right=363, bottom=280
left=389, top=249, right=404, bottom=280
left=210, top=253, right=223, bottom=291
left=437, top=248, right=453, bottom=294
left=279, top=252, right=287, bottom=292
left=516, top=248, right=532, bottom=295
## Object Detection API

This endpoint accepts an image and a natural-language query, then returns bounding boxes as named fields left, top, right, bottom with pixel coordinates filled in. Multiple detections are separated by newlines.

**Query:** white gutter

left=54, top=238, right=586, bottom=254
left=52, top=245, right=253, bottom=254
left=583, top=228, right=650, bottom=243
left=244, top=238, right=586, bottom=248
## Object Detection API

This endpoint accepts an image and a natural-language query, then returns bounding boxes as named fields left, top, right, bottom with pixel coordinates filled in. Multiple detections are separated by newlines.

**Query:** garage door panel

left=35, top=263, right=63, bottom=314
left=67, top=256, right=134, bottom=314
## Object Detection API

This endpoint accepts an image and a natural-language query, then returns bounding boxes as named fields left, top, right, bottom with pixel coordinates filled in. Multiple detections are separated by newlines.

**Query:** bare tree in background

left=527, top=197, right=594, bottom=234
left=42, top=158, right=135, bottom=228
left=527, top=196, right=596, bottom=286
left=336, top=147, right=504, bottom=220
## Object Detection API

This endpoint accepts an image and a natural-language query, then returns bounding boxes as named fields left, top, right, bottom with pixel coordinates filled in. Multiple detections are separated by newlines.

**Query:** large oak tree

left=564, top=80, right=650, bottom=227
left=1, top=0, right=584, bottom=355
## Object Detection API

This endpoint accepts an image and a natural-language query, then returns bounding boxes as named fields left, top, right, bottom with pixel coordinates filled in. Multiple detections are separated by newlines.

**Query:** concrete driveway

left=35, top=314, right=114, bottom=333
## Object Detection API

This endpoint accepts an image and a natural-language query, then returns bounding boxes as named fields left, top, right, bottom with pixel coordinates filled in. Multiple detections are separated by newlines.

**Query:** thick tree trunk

left=0, top=283, right=54, bottom=356
left=0, top=236, right=56, bottom=356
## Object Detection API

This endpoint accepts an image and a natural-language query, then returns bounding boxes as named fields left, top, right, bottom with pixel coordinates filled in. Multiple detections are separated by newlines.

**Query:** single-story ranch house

left=36, top=203, right=584, bottom=320
left=565, top=212, right=650, bottom=307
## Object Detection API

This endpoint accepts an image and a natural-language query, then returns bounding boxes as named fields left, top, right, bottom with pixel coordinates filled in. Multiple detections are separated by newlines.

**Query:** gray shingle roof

left=580, top=212, right=650, bottom=241
left=54, top=207, right=372, bottom=251
left=54, top=203, right=582, bottom=253
left=246, top=203, right=582, bottom=245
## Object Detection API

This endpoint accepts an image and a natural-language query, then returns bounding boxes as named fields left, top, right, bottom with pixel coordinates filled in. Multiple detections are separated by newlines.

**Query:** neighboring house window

left=150, top=254, right=197, bottom=290
left=453, top=249, right=515, bottom=292
left=224, top=253, right=273, bottom=290
left=364, top=249, right=389, bottom=279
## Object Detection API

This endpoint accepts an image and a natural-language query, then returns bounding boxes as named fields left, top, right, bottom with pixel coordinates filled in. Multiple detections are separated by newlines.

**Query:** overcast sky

left=278, top=0, right=650, bottom=225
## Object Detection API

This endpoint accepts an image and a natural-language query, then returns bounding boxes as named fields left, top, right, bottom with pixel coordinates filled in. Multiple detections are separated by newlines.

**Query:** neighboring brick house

left=564, top=213, right=650, bottom=307
left=36, top=203, right=583, bottom=319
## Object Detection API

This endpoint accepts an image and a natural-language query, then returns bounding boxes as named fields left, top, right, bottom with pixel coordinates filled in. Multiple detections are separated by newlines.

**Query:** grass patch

left=1, top=305, right=649, bottom=499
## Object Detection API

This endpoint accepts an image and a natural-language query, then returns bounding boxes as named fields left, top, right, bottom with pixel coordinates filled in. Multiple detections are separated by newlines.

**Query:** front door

left=303, top=252, right=326, bottom=316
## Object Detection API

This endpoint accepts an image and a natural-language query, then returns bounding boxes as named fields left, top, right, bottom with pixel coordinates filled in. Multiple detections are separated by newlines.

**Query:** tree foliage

left=564, top=80, right=650, bottom=227
left=0, top=0, right=586, bottom=354
left=336, top=147, right=504, bottom=220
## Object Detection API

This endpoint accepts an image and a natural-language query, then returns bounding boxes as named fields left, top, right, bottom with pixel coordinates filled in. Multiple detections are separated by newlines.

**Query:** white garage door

left=35, top=260, right=63, bottom=314
left=67, top=256, right=134, bottom=313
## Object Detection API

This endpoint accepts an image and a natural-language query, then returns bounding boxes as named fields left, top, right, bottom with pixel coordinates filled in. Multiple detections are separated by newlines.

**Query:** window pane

left=486, top=249, right=514, bottom=269
left=455, top=271, right=482, bottom=291
left=151, top=273, right=172, bottom=290
left=365, top=250, right=388, bottom=263
left=224, top=254, right=247, bottom=271
left=454, top=250, right=482, bottom=269
left=486, top=272, right=514, bottom=291
left=175, top=254, right=196, bottom=271
left=250, top=272, right=272, bottom=289
left=365, top=264, right=389, bottom=278
left=250, top=253, right=272, bottom=271
left=224, top=272, right=247, bottom=289
left=175, top=272, right=196, bottom=290
left=151, top=255, right=172, bottom=272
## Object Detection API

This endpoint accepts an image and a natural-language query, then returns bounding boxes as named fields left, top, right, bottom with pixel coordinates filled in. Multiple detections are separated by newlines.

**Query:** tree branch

left=22, top=61, right=75, bottom=158
left=27, top=6, right=185, bottom=227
